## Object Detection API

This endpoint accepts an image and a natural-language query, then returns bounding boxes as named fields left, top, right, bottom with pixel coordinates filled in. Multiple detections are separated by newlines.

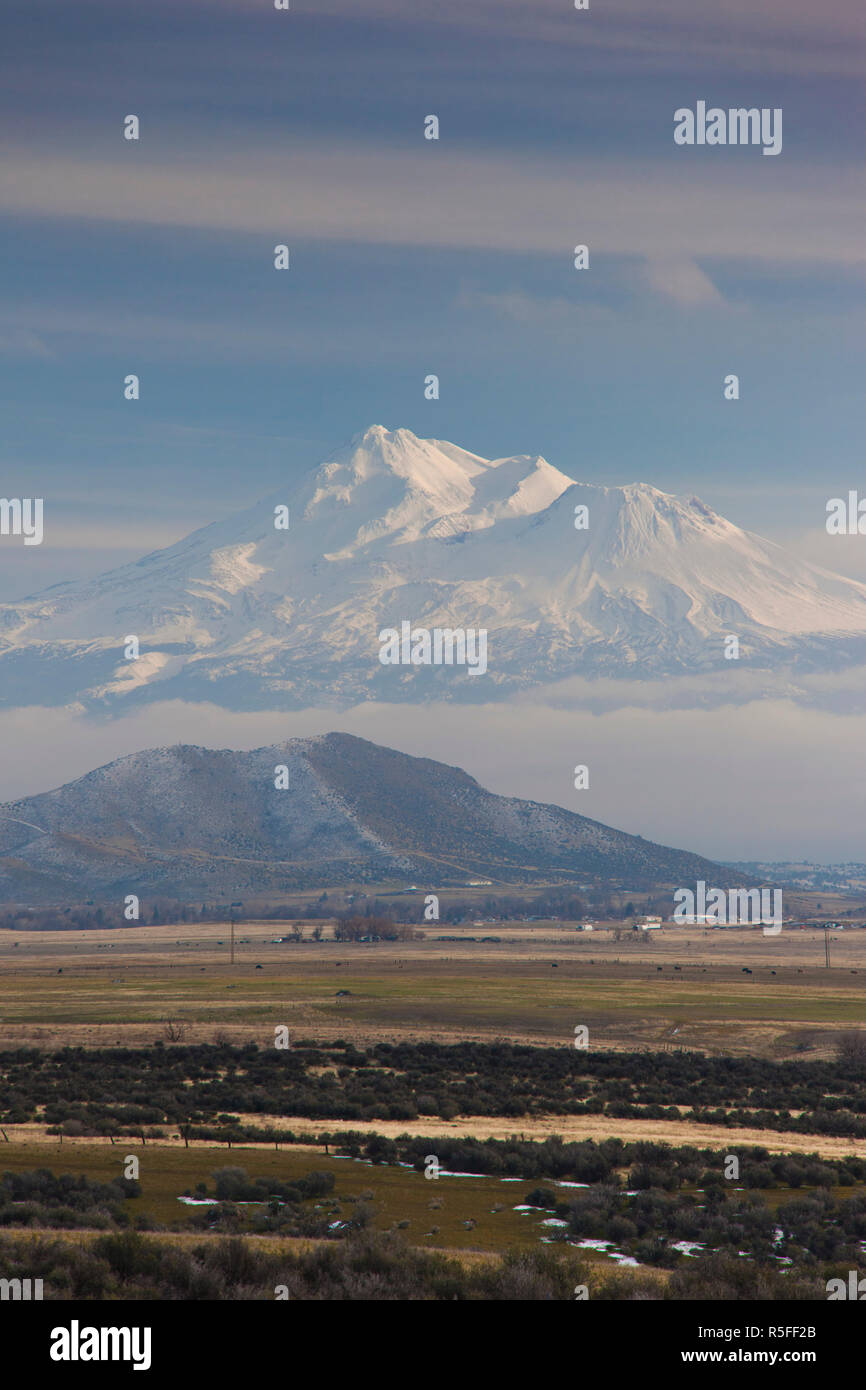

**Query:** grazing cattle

left=742, top=967, right=752, bottom=974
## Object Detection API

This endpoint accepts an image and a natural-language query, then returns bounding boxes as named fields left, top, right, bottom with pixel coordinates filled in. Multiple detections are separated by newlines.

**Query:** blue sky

left=1, top=0, right=864, bottom=596
left=1, top=0, right=865, bottom=859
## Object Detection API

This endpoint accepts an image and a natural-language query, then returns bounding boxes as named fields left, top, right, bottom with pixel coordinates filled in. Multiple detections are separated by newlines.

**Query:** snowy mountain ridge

left=0, top=732, right=731, bottom=902
left=1, top=424, right=865, bottom=710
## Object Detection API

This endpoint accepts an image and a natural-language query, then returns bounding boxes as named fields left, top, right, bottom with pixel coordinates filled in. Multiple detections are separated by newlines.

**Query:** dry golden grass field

left=2, top=915, right=865, bottom=1282
left=1, top=918, right=864, bottom=1061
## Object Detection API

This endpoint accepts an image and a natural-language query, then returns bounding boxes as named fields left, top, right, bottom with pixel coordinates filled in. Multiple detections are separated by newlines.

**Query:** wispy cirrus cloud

left=643, top=258, right=728, bottom=308
left=0, top=324, right=53, bottom=359
left=3, top=144, right=864, bottom=269
left=162, top=0, right=866, bottom=77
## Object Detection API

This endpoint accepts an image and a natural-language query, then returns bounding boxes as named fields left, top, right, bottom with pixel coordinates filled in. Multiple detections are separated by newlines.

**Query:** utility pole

left=824, top=925, right=831, bottom=969
left=229, top=902, right=242, bottom=965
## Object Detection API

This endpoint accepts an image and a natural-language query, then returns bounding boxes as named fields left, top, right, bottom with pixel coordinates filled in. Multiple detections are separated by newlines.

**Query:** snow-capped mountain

left=0, top=732, right=730, bottom=901
left=2, top=424, right=866, bottom=710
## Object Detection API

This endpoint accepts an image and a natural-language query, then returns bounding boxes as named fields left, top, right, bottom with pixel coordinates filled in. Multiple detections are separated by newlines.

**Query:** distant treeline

left=347, top=890, right=669, bottom=925
left=333, top=915, right=421, bottom=942
left=0, top=901, right=214, bottom=931
left=0, top=887, right=670, bottom=930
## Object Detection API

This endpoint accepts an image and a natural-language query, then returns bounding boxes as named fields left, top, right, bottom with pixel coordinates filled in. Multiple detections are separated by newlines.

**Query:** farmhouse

left=635, top=916, right=663, bottom=932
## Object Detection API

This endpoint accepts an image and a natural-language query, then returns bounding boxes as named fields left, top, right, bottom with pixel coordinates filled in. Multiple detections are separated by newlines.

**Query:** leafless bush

left=835, top=1030, right=866, bottom=1066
